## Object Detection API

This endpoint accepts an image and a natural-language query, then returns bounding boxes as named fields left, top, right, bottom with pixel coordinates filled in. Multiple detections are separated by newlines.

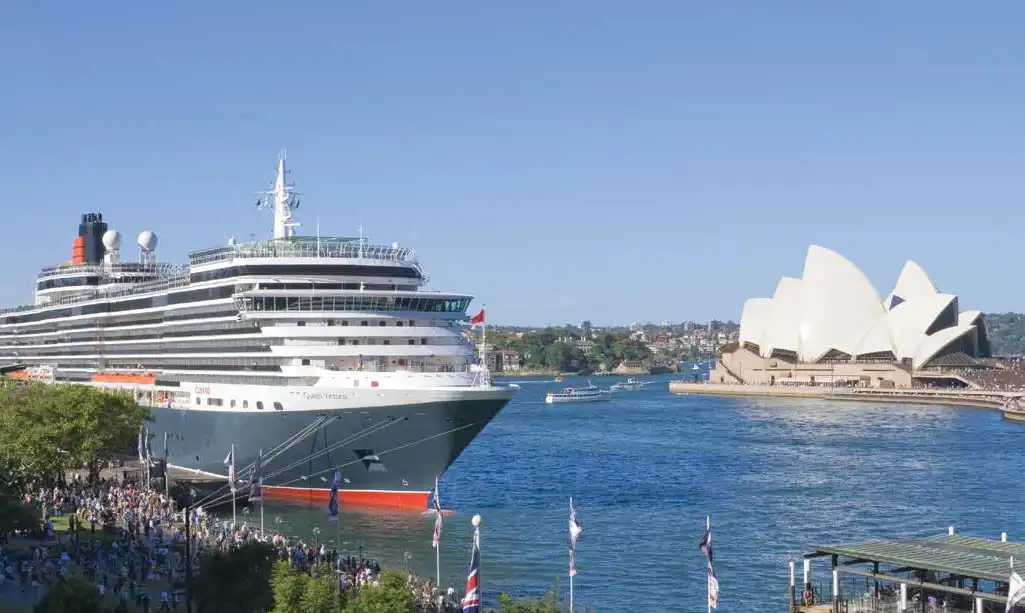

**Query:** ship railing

left=38, top=262, right=181, bottom=277
left=188, top=238, right=416, bottom=267
left=0, top=269, right=193, bottom=317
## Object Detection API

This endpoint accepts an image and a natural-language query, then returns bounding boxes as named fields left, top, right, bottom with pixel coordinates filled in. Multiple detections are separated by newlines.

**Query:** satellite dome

left=137, top=231, right=158, bottom=251
left=102, top=230, right=122, bottom=251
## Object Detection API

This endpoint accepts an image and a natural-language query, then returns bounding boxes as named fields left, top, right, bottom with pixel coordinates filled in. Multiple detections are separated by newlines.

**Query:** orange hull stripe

left=263, top=486, right=430, bottom=510
left=90, top=373, right=157, bottom=384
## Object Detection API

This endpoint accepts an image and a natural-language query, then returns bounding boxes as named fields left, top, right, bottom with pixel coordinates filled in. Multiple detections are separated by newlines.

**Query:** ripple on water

left=250, top=378, right=1025, bottom=611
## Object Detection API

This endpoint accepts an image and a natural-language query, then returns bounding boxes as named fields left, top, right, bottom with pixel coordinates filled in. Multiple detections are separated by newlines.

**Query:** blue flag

left=327, top=471, right=340, bottom=521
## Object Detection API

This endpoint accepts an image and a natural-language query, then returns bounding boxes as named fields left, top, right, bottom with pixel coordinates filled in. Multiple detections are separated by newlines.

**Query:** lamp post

left=274, top=516, right=282, bottom=539
left=242, top=506, right=250, bottom=526
left=172, top=487, right=198, bottom=613
left=404, top=551, right=412, bottom=577
left=313, top=526, right=321, bottom=552
left=356, top=539, right=364, bottom=566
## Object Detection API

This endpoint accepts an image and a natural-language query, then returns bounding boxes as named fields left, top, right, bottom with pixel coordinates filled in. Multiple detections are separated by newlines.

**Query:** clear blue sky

left=1, top=1, right=1023, bottom=326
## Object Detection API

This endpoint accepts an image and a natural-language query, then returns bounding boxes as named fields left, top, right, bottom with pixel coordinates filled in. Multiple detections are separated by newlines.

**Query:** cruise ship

left=0, top=155, right=515, bottom=509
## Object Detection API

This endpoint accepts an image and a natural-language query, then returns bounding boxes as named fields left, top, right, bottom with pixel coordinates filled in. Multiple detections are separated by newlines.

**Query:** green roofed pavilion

left=809, top=534, right=1025, bottom=583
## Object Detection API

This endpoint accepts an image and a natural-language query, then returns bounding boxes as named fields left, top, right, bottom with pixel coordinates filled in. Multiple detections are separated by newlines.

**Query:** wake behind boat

left=545, top=382, right=612, bottom=404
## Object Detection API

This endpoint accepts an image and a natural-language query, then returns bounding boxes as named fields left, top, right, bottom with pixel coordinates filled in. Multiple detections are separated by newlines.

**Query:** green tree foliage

left=271, top=560, right=309, bottom=613
left=341, top=569, right=414, bottom=613
left=191, top=542, right=277, bottom=613
left=299, top=568, right=338, bottom=613
left=984, top=313, right=1025, bottom=355
left=0, top=490, right=41, bottom=533
left=495, top=580, right=566, bottom=613
left=488, top=327, right=651, bottom=373
left=34, top=578, right=112, bottom=613
left=0, top=381, right=150, bottom=487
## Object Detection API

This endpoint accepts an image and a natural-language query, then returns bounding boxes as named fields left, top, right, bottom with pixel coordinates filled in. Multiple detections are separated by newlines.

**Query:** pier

left=790, top=529, right=1019, bottom=613
left=668, top=381, right=1015, bottom=410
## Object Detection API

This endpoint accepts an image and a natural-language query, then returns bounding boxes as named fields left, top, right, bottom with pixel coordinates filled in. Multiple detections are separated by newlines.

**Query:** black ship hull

left=149, top=394, right=510, bottom=509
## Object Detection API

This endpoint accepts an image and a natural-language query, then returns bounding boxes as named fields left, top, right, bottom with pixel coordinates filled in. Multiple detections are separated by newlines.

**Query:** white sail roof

left=735, top=246, right=988, bottom=368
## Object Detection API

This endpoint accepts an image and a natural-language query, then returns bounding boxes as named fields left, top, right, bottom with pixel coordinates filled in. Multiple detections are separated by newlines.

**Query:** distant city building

left=711, top=245, right=991, bottom=387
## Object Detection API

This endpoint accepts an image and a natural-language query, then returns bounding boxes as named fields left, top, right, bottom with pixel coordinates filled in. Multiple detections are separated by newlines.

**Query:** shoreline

left=668, top=381, right=1017, bottom=411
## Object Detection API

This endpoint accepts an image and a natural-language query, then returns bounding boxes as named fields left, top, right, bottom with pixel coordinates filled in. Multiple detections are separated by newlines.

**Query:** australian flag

left=461, top=530, right=481, bottom=613
left=248, top=450, right=263, bottom=503
left=327, top=471, right=340, bottom=521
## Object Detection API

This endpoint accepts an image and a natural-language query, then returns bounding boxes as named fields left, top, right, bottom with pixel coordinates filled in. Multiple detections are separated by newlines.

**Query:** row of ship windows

left=200, top=397, right=284, bottom=410
left=1, top=309, right=237, bottom=334
left=2, top=287, right=237, bottom=325
left=1, top=325, right=259, bottom=346
left=6, top=336, right=435, bottom=354
left=190, top=264, right=423, bottom=283
left=2, top=292, right=468, bottom=327
left=0, top=317, right=436, bottom=343
left=259, top=283, right=419, bottom=292
left=36, top=274, right=161, bottom=291
left=245, top=296, right=471, bottom=313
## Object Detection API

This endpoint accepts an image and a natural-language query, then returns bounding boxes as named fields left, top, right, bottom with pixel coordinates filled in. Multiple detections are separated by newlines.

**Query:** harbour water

left=244, top=375, right=1025, bottom=611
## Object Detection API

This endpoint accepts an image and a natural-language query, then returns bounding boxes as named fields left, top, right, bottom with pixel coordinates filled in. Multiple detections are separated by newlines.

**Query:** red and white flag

left=432, top=478, right=443, bottom=549
left=469, top=309, right=485, bottom=325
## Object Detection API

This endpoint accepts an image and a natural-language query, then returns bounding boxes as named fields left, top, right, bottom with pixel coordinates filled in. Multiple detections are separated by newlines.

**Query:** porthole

left=256, top=401, right=264, bottom=410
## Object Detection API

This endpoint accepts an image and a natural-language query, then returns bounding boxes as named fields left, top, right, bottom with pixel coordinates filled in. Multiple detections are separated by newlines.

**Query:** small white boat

left=545, top=383, right=612, bottom=404
left=610, top=377, right=651, bottom=392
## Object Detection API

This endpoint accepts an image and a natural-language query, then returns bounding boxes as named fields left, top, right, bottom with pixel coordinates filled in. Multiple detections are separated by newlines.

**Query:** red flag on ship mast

left=470, top=309, right=485, bottom=325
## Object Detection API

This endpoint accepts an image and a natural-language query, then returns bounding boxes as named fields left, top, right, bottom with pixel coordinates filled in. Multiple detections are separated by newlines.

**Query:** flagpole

left=706, top=515, right=712, bottom=613
left=436, top=478, right=442, bottom=589
left=231, top=444, right=237, bottom=528
left=481, top=305, right=488, bottom=386
left=260, top=463, right=265, bottom=541
left=163, top=432, right=169, bottom=499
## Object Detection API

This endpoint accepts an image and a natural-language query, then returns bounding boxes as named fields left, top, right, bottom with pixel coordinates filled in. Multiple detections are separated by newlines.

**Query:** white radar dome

left=138, top=231, right=158, bottom=251
left=102, top=230, right=122, bottom=251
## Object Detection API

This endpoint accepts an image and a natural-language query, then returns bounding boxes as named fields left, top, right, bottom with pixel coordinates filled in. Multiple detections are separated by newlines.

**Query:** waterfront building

left=711, top=245, right=992, bottom=388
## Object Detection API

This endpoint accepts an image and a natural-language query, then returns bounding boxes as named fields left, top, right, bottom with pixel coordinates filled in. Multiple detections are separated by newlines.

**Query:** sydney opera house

left=710, top=245, right=992, bottom=388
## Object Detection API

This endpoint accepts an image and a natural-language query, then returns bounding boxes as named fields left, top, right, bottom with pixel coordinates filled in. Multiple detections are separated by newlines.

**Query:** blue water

left=251, top=375, right=1025, bottom=611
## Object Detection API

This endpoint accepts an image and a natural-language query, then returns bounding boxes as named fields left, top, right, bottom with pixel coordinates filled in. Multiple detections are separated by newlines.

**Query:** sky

left=1, top=1, right=1023, bottom=326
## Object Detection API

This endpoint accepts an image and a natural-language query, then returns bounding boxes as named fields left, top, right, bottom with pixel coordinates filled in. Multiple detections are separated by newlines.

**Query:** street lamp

left=313, top=526, right=321, bottom=551
left=356, top=539, right=364, bottom=566
left=404, top=551, right=412, bottom=576
left=274, top=516, right=282, bottom=538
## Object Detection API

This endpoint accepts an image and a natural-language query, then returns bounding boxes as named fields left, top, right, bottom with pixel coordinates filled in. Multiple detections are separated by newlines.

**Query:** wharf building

left=710, top=245, right=998, bottom=389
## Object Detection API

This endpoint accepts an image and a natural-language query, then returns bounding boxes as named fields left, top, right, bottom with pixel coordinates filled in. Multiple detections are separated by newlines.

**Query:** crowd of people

left=0, top=473, right=465, bottom=612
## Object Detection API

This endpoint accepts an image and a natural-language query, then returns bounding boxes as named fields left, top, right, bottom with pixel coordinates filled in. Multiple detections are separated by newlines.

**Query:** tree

left=0, top=382, right=150, bottom=486
left=495, top=580, right=563, bottom=613
left=191, top=542, right=277, bottom=613
left=342, top=569, right=414, bottom=613
left=299, top=568, right=338, bottom=613
left=271, top=560, right=309, bottom=613
left=34, top=578, right=111, bottom=613
left=0, top=490, right=41, bottom=533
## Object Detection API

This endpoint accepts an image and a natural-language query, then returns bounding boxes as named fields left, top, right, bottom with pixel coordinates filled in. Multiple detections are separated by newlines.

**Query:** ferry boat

left=609, top=377, right=651, bottom=392
left=544, top=383, right=612, bottom=404
left=0, top=154, right=516, bottom=510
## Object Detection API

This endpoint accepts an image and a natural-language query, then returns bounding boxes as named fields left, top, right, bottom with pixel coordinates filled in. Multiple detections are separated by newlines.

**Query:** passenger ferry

left=544, top=383, right=612, bottom=404
left=0, top=154, right=516, bottom=510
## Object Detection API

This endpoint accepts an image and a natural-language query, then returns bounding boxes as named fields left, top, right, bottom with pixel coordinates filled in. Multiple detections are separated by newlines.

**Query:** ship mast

left=262, top=151, right=301, bottom=240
